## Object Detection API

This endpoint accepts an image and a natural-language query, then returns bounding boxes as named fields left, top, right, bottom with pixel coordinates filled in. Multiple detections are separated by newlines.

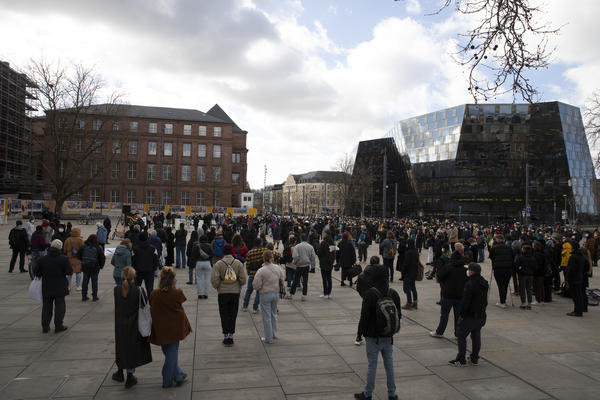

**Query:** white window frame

left=198, top=144, right=206, bottom=158
left=128, top=140, right=138, bottom=155
left=197, top=165, right=206, bottom=182
left=127, top=190, right=136, bottom=203
left=148, top=141, right=157, bottom=155
left=232, top=172, right=240, bottom=185
left=183, top=124, right=192, bottom=135
left=149, top=122, right=158, bottom=134
left=130, top=121, right=138, bottom=132
left=213, top=144, right=221, bottom=158
left=213, top=126, right=222, bottom=137
left=213, top=166, right=221, bottom=182
left=181, top=165, right=191, bottom=181
left=147, top=164, right=156, bottom=180
left=127, top=162, right=137, bottom=180
left=164, top=123, right=173, bottom=134
left=183, top=143, right=191, bottom=157
left=199, top=125, right=207, bottom=136
left=164, top=142, right=173, bottom=156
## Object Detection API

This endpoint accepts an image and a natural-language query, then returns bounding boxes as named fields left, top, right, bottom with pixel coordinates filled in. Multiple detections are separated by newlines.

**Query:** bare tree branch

left=584, top=90, right=600, bottom=172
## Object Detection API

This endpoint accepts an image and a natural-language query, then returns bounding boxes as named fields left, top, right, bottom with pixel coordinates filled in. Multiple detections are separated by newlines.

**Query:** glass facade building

left=349, top=101, right=596, bottom=222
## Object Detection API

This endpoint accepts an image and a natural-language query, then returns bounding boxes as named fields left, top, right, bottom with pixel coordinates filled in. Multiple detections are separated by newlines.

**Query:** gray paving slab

left=192, top=365, right=279, bottom=391
left=451, top=376, right=549, bottom=400
left=191, top=386, right=285, bottom=400
left=271, top=354, right=352, bottom=376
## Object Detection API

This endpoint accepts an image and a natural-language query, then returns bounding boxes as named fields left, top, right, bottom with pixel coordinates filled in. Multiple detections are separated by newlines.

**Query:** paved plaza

left=1, top=221, right=599, bottom=399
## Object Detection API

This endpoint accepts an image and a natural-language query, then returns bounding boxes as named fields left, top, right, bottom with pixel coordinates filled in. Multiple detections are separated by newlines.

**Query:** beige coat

left=63, top=227, right=84, bottom=273
left=211, top=255, right=248, bottom=294
left=253, top=263, right=284, bottom=294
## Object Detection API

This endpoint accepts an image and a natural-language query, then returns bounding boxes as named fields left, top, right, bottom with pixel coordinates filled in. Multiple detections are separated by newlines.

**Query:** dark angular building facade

left=349, top=101, right=597, bottom=222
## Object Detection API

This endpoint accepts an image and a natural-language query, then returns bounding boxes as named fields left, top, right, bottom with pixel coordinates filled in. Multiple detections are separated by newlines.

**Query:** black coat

left=79, top=242, right=106, bottom=274
left=337, top=238, right=356, bottom=269
left=460, top=274, right=489, bottom=319
left=114, top=285, right=152, bottom=369
left=489, top=243, right=514, bottom=271
left=437, top=251, right=468, bottom=300
left=357, top=265, right=401, bottom=338
left=132, top=241, right=159, bottom=273
left=401, top=248, right=419, bottom=279
left=515, top=252, right=536, bottom=276
left=9, top=227, right=29, bottom=250
left=35, top=248, right=72, bottom=297
left=174, top=229, right=187, bottom=247
left=566, top=251, right=585, bottom=285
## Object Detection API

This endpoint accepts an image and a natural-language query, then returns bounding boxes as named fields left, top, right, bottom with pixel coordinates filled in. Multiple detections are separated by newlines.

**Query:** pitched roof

left=206, top=104, right=244, bottom=132
left=295, top=170, right=350, bottom=183
left=71, top=104, right=226, bottom=124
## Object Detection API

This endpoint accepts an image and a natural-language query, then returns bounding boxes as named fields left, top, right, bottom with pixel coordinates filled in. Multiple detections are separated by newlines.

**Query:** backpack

left=222, top=260, right=237, bottom=284
left=372, top=288, right=401, bottom=337
left=387, top=240, right=397, bottom=258
left=213, top=239, right=224, bottom=257
left=79, top=244, right=97, bottom=266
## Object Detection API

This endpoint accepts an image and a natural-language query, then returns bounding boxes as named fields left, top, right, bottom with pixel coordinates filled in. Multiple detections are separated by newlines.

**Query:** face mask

left=59, top=228, right=64, bottom=232
left=466, top=270, right=470, bottom=277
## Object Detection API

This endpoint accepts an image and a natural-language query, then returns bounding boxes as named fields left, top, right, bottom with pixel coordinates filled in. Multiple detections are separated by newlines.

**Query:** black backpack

left=79, top=244, right=98, bottom=266
left=371, top=288, right=401, bottom=337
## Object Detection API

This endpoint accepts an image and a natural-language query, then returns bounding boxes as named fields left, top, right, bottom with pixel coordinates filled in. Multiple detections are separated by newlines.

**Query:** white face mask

left=466, top=270, right=470, bottom=277
left=59, top=228, right=64, bottom=232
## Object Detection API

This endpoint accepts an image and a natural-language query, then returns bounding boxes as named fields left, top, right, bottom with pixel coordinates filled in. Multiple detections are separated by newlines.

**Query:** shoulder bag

left=138, top=287, right=152, bottom=337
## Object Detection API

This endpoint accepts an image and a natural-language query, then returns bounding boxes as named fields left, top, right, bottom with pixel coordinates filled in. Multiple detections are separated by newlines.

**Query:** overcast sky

left=1, top=0, right=599, bottom=189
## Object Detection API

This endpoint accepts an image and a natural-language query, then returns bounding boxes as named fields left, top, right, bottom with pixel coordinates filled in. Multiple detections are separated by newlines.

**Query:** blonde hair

left=121, top=266, right=136, bottom=298
left=263, top=249, right=274, bottom=263
left=120, top=238, right=132, bottom=250
left=159, top=267, right=176, bottom=291
left=455, top=242, right=464, bottom=252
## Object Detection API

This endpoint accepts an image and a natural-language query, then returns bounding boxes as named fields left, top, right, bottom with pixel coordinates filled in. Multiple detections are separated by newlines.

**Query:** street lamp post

left=563, top=194, right=567, bottom=224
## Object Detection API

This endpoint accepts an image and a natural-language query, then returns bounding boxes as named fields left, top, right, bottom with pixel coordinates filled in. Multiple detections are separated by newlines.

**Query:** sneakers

left=222, top=338, right=234, bottom=346
left=112, top=370, right=125, bottom=382
left=55, top=325, right=68, bottom=333
left=401, top=303, right=412, bottom=310
left=495, top=302, right=507, bottom=309
left=319, top=294, right=326, bottom=298
left=355, top=337, right=363, bottom=346
left=261, top=337, right=273, bottom=344
left=252, top=309, right=258, bottom=314
left=301, top=295, right=306, bottom=302
left=354, top=393, right=372, bottom=400
left=448, top=359, right=467, bottom=367
left=430, top=331, right=444, bottom=338
left=241, top=307, right=248, bottom=312
left=566, top=312, right=583, bottom=317
left=175, top=373, right=187, bottom=386
left=125, top=372, right=138, bottom=388
left=326, top=295, right=332, bottom=299
left=468, top=356, right=479, bottom=366
left=76, top=286, right=82, bottom=291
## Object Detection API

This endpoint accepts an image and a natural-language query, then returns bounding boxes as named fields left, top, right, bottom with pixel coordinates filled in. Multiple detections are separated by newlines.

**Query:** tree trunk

left=54, top=197, right=65, bottom=218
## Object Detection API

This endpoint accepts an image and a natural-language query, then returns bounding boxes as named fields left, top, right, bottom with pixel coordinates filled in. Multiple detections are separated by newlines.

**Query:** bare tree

left=584, top=90, right=600, bottom=170
left=333, top=153, right=354, bottom=215
left=398, top=0, right=560, bottom=103
left=28, top=59, right=126, bottom=215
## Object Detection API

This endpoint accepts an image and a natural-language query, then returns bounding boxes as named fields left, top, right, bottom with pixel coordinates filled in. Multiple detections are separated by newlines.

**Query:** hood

left=471, top=275, right=489, bottom=290
left=48, top=247, right=62, bottom=256
left=14, top=226, right=24, bottom=230
left=370, top=264, right=390, bottom=293
left=71, top=227, right=81, bottom=238
left=215, top=237, right=226, bottom=245
left=115, top=246, right=129, bottom=255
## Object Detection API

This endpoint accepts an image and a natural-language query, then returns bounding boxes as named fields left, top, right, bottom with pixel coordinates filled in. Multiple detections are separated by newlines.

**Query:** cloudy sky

left=1, top=0, right=599, bottom=188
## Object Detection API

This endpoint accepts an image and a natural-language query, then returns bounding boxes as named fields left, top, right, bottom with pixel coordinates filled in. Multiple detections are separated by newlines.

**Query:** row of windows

left=89, top=189, right=221, bottom=206
left=108, top=162, right=240, bottom=184
left=72, top=119, right=223, bottom=137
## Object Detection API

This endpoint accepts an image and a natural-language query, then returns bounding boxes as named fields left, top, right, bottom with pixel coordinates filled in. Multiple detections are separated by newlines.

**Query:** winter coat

left=437, top=251, right=468, bottom=300
left=561, top=242, right=572, bottom=267
left=401, top=248, right=419, bottom=279
left=35, top=248, right=72, bottom=297
left=63, top=227, right=84, bottom=273
left=211, top=255, right=248, bottom=294
left=514, top=251, right=536, bottom=276
left=96, top=225, right=108, bottom=245
left=566, top=250, right=585, bottom=285
left=111, top=245, right=132, bottom=279
left=30, top=231, right=48, bottom=251
left=103, top=217, right=112, bottom=231
left=174, top=229, right=187, bottom=247
left=114, top=284, right=152, bottom=369
left=460, top=274, right=489, bottom=320
left=292, top=241, right=316, bottom=269
left=79, top=240, right=106, bottom=274
left=337, top=238, right=356, bottom=269
left=357, top=264, right=401, bottom=338
left=132, top=241, right=159, bottom=273
left=356, top=264, right=377, bottom=298
left=253, top=262, right=285, bottom=294
left=149, top=235, right=162, bottom=257
left=8, top=226, right=29, bottom=251
left=317, top=238, right=335, bottom=272
left=149, top=288, right=192, bottom=346
left=489, top=243, right=514, bottom=271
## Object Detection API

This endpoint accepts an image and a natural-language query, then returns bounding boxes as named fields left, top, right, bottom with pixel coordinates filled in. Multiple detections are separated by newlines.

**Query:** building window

left=147, top=164, right=156, bottom=180
left=213, top=144, right=221, bottom=158
left=199, top=125, right=206, bottom=136
left=146, top=190, right=155, bottom=204
left=77, top=119, right=85, bottom=129
left=232, top=152, right=241, bottom=163
left=148, top=141, right=157, bottom=155
left=183, top=125, right=192, bottom=135
left=113, top=121, right=120, bottom=131
left=181, top=191, right=190, bottom=205
left=198, top=144, right=206, bottom=157
left=93, top=119, right=102, bottom=131
left=196, top=191, right=205, bottom=206
left=128, top=140, right=138, bottom=155
left=213, top=126, right=222, bottom=137
left=164, top=123, right=173, bottom=134
left=181, top=165, right=191, bottom=181
left=59, top=160, right=65, bottom=178
left=111, top=190, right=120, bottom=202
left=112, top=140, right=121, bottom=154
left=214, top=191, right=220, bottom=206
left=149, top=122, right=158, bottom=134
left=90, top=159, right=101, bottom=177
left=163, top=164, right=172, bottom=181
left=164, top=142, right=173, bottom=156
left=130, top=121, right=138, bottom=132
left=197, top=165, right=206, bottom=182
left=161, top=191, right=171, bottom=206
left=127, top=162, right=137, bottom=179
left=93, top=139, right=102, bottom=153
left=89, top=189, right=100, bottom=202
left=111, top=162, right=120, bottom=179
left=213, top=166, right=221, bottom=182
left=75, top=138, right=83, bottom=152
left=183, top=143, right=191, bottom=157
left=232, top=173, right=240, bottom=185
left=127, top=190, right=136, bottom=203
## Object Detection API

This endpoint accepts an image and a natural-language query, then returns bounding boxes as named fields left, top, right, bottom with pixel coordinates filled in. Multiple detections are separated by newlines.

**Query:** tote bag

left=138, top=287, right=152, bottom=337
left=29, top=278, right=42, bottom=302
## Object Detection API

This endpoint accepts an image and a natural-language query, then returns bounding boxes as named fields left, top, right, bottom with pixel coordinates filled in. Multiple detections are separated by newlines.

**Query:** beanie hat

left=51, top=239, right=63, bottom=250
left=138, top=232, right=148, bottom=242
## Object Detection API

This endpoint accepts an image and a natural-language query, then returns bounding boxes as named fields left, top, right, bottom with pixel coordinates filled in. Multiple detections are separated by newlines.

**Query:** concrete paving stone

left=0, top=352, right=42, bottom=367
left=0, top=366, right=25, bottom=387
left=192, top=366, right=278, bottom=391
left=193, top=338, right=264, bottom=355
left=548, top=383, right=600, bottom=400
left=279, top=372, right=363, bottom=395
left=286, top=391, right=365, bottom=400
left=404, top=346, right=460, bottom=366
left=20, top=358, right=115, bottom=377
left=451, top=376, right=549, bottom=400
left=0, top=339, right=54, bottom=353
left=315, top=323, right=360, bottom=336
left=350, top=360, right=432, bottom=379
left=322, top=334, right=358, bottom=346
left=197, top=324, right=257, bottom=339
left=271, top=329, right=327, bottom=345
left=94, top=382, right=191, bottom=399
left=265, top=343, right=336, bottom=358
left=41, top=342, right=115, bottom=360
left=373, top=374, right=469, bottom=400
left=191, top=386, right=285, bottom=400
left=395, top=333, right=460, bottom=349
left=193, top=352, right=269, bottom=370
left=428, top=361, right=509, bottom=382
left=0, top=376, right=67, bottom=399
left=271, top=354, right=352, bottom=376
left=53, top=374, right=105, bottom=398
left=334, top=344, right=412, bottom=364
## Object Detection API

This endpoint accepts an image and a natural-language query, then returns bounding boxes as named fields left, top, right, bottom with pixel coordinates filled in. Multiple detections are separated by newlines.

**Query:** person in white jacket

left=252, top=250, right=285, bottom=344
left=289, top=234, right=316, bottom=301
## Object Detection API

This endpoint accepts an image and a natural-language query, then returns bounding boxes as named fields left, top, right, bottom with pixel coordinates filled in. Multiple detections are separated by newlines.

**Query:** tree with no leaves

left=584, top=91, right=600, bottom=170
left=333, top=153, right=354, bottom=216
left=28, top=59, right=126, bottom=216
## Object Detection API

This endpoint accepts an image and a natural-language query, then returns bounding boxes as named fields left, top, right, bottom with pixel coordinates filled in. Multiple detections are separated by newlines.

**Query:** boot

left=111, top=369, right=124, bottom=382
left=125, top=372, right=137, bottom=388
left=412, top=301, right=418, bottom=310
left=401, top=303, right=412, bottom=310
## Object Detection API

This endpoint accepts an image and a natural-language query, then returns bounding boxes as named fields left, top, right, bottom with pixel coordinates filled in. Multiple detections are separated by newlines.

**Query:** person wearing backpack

left=355, top=263, right=401, bottom=400
left=354, top=256, right=382, bottom=346
left=211, top=244, right=247, bottom=346
left=379, top=231, right=397, bottom=283
left=132, top=232, right=159, bottom=294
left=8, top=220, right=29, bottom=273
left=79, top=234, right=106, bottom=302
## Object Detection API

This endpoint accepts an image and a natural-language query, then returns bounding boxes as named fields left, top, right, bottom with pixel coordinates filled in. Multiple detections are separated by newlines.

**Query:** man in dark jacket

left=103, top=216, right=112, bottom=243
left=354, top=255, right=380, bottom=346
left=35, top=239, right=72, bottom=333
left=317, top=231, right=335, bottom=298
left=449, top=263, right=488, bottom=367
left=132, top=232, right=159, bottom=293
left=355, top=264, right=400, bottom=400
left=338, top=232, right=357, bottom=287
left=431, top=247, right=468, bottom=338
left=174, top=223, right=187, bottom=268
left=488, top=234, right=514, bottom=308
left=566, top=244, right=586, bottom=317
left=8, top=220, right=29, bottom=273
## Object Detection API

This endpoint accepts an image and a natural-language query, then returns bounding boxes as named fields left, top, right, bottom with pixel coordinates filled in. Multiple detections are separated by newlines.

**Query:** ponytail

left=120, top=266, right=136, bottom=298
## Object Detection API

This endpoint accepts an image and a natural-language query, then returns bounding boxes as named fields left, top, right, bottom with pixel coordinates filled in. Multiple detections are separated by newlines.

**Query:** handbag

left=416, top=260, right=425, bottom=281
left=138, top=287, right=152, bottom=337
left=29, top=277, right=42, bottom=302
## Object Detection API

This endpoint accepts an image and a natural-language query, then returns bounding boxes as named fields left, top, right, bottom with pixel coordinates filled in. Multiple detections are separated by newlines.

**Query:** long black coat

left=337, top=238, right=356, bottom=269
left=114, top=285, right=152, bottom=370
left=35, top=248, right=72, bottom=297
left=401, top=248, right=419, bottom=279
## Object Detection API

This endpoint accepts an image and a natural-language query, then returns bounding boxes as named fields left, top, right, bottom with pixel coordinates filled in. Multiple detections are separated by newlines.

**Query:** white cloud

left=405, top=0, right=422, bottom=15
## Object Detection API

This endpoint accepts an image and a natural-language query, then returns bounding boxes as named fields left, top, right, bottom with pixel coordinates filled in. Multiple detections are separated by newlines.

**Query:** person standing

left=379, top=231, right=397, bottom=282
left=164, top=227, right=175, bottom=267
left=400, top=239, right=419, bottom=310
left=357, top=226, right=369, bottom=263
left=489, top=234, right=514, bottom=308
left=194, top=235, right=213, bottom=299
left=185, top=230, right=199, bottom=285
left=449, top=263, right=489, bottom=367
left=354, top=256, right=382, bottom=346
left=103, top=216, right=112, bottom=243
left=112, top=267, right=152, bottom=388
left=566, top=243, right=586, bottom=317
left=174, top=223, right=187, bottom=269
left=242, top=238, right=266, bottom=313
left=149, top=267, right=192, bottom=388
left=211, top=244, right=248, bottom=346
left=289, top=234, right=316, bottom=301
left=111, top=239, right=132, bottom=286
left=354, top=264, right=401, bottom=400
left=25, top=216, right=35, bottom=240
left=35, top=239, right=72, bottom=333
left=514, top=245, right=536, bottom=309
left=8, top=220, right=29, bottom=273
left=338, top=232, right=357, bottom=287
left=64, top=227, right=84, bottom=291
left=80, top=234, right=106, bottom=302
left=317, top=231, right=335, bottom=298
left=132, top=232, right=159, bottom=293
left=96, top=222, right=108, bottom=250
left=253, top=250, right=285, bottom=344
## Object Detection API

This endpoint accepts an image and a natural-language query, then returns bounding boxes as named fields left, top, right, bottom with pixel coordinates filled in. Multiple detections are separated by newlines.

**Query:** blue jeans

left=285, top=267, right=295, bottom=288
left=364, top=337, right=396, bottom=398
left=68, top=272, right=82, bottom=288
left=403, top=279, right=417, bottom=303
left=243, top=276, right=260, bottom=310
left=196, top=261, right=211, bottom=296
left=478, top=248, right=485, bottom=262
left=82, top=272, right=98, bottom=299
left=175, top=246, right=186, bottom=267
left=435, top=297, right=462, bottom=336
left=160, top=341, right=184, bottom=388
left=321, top=269, right=332, bottom=295
left=260, top=292, right=279, bottom=342
left=188, top=265, right=195, bottom=283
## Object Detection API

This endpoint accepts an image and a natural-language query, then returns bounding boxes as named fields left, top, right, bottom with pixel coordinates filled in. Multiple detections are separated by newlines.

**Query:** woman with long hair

left=112, top=267, right=152, bottom=388
left=80, top=234, right=105, bottom=302
left=149, top=267, right=192, bottom=388
left=185, top=230, right=199, bottom=284
left=253, top=250, right=285, bottom=343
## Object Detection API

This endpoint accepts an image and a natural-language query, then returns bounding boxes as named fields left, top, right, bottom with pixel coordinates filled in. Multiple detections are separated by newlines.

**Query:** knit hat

left=96, top=222, right=102, bottom=228
left=138, top=232, right=148, bottom=242
left=51, top=239, right=63, bottom=250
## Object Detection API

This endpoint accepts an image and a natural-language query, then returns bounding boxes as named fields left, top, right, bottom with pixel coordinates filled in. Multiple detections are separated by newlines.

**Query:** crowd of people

left=7, top=211, right=597, bottom=395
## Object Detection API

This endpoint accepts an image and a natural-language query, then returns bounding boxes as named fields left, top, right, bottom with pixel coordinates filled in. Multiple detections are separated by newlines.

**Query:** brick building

left=35, top=103, right=248, bottom=207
